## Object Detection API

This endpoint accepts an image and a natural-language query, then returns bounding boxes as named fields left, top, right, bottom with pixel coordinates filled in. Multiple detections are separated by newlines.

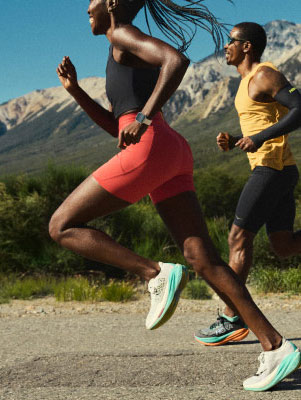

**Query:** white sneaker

left=145, top=262, right=188, bottom=330
left=243, top=338, right=301, bottom=391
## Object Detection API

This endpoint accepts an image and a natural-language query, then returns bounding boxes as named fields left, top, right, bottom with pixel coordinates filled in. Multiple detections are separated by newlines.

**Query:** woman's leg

left=49, top=174, right=188, bottom=329
left=49, top=175, right=160, bottom=281
left=155, top=190, right=282, bottom=351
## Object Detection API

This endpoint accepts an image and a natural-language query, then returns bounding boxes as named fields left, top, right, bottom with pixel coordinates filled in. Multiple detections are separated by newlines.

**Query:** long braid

left=142, top=0, right=232, bottom=53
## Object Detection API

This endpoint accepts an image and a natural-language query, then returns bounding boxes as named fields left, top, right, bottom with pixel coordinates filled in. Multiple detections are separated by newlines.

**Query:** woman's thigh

left=51, top=175, right=130, bottom=229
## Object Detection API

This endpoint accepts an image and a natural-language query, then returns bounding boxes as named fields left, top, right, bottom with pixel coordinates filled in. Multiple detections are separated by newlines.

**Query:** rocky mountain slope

left=0, top=20, right=300, bottom=175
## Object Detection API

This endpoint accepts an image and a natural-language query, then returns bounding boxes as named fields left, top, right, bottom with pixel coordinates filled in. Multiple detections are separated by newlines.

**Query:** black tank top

left=106, top=45, right=160, bottom=119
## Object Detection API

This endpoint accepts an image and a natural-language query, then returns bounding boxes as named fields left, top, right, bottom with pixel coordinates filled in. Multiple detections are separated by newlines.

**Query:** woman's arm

left=110, top=25, right=190, bottom=148
left=112, top=25, right=190, bottom=118
left=57, top=57, right=118, bottom=138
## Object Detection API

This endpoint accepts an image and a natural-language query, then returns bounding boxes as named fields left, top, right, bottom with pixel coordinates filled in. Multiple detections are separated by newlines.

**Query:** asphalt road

left=0, top=301, right=300, bottom=400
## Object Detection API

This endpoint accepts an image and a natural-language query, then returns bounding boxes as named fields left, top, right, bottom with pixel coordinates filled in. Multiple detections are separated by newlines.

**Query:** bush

left=206, top=216, right=230, bottom=262
left=250, top=267, right=301, bottom=294
left=54, top=278, right=135, bottom=302
left=0, top=274, right=56, bottom=300
left=182, top=279, right=212, bottom=300
left=54, top=277, right=102, bottom=302
left=97, top=201, right=185, bottom=265
left=194, top=167, right=245, bottom=219
left=101, top=281, right=135, bottom=302
left=0, top=164, right=88, bottom=275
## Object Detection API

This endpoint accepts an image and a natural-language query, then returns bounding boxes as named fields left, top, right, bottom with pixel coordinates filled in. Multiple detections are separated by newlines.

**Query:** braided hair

left=125, top=0, right=232, bottom=53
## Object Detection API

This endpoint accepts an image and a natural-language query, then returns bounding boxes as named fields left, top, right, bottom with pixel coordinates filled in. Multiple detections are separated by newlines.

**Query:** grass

left=54, top=277, right=103, bottom=302
left=101, top=281, right=136, bottom=302
left=0, top=275, right=136, bottom=303
left=0, top=275, right=56, bottom=301
left=0, top=264, right=300, bottom=305
left=182, top=279, right=212, bottom=300
left=250, top=267, right=301, bottom=295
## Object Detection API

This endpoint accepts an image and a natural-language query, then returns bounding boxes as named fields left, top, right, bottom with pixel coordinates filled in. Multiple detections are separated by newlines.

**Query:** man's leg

left=269, top=230, right=301, bottom=256
left=223, top=224, right=256, bottom=317
left=266, top=165, right=300, bottom=256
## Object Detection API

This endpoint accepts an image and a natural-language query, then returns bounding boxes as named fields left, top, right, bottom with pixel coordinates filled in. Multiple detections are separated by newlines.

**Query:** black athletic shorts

left=233, top=165, right=299, bottom=234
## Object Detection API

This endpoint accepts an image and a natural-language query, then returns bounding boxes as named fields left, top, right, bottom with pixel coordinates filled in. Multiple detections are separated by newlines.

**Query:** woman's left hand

left=118, top=121, right=149, bottom=149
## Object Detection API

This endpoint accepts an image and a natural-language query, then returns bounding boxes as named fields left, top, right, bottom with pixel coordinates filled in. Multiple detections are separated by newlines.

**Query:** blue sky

left=1, top=0, right=300, bottom=104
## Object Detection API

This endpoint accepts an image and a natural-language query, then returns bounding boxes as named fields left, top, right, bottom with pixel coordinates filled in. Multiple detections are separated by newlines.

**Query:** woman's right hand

left=56, top=56, right=78, bottom=92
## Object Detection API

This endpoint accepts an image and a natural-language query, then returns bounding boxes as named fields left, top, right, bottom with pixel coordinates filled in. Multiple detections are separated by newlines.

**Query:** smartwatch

left=135, top=112, right=152, bottom=126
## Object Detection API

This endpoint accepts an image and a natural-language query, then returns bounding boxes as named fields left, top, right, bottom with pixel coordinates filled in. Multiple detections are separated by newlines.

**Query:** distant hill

left=0, top=20, right=301, bottom=176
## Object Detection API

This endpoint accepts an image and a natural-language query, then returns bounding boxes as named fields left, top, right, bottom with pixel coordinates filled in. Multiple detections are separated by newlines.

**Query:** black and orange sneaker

left=194, top=313, right=249, bottom=346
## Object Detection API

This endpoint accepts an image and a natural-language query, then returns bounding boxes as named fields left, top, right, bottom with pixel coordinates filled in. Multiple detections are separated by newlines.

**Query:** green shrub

left=250, top=267, right=301, bottom=294
left=97, top=201, right=185, bottom=265
left=0, top=275, right=56, bottom=300
left=54, top=277, right=135, bottom=303
left=54, top=277, right=102, bottom=302
left=206, top=216, right=230, bottom=262
left=101, top=281, right=135, bottom=302
left=194, top=167, right=245, bottom=219
left=0, top=164, right=88, bottom=275
left=182, top=279, right=212, bottom=300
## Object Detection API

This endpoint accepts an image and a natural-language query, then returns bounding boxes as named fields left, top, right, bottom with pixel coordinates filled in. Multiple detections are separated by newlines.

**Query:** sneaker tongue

left=222, top=313, right=239, bottom=323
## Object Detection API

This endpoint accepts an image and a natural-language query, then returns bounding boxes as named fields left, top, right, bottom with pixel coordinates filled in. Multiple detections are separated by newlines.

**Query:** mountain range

left=0, top=20, right=301, bottom=176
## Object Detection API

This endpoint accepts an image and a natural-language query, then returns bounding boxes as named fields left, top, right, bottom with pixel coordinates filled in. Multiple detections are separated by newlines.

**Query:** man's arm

left=250, top=84, right=301, bottom=149
left=235, top=67, right=301, bottom=152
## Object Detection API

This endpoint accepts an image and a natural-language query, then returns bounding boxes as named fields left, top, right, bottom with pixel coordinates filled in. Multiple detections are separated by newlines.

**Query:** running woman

left=195, top=22, right=301, bottom=390
left=50, top=2, right=300, bottom=391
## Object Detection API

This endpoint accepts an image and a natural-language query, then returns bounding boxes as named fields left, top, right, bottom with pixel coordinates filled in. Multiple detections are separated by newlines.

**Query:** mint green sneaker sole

left=244, top=350, right=301, bottom=392
left=149, top=265, right=188, bottom=330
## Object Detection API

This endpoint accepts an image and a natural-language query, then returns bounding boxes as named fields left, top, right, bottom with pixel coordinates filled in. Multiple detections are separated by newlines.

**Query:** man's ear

left=243, top=41, right=252, bottom=54
left=107, top=0, right=119, bottom=13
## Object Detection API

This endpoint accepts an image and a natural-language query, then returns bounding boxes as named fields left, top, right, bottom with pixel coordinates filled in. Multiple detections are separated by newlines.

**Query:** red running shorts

left=92, top=112, right=195, bottom=204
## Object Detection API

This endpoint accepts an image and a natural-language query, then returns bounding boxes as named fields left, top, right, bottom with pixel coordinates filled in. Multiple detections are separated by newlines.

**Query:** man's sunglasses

left=226, top=36, right=248, bottom=46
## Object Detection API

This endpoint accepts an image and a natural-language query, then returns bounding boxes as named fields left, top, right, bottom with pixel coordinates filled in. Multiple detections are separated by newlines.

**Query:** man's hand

left=56, top=56, right=79, bottom=92
left=235, top=137, right=257, bottom=152
left=118, top=121, right=149, bottom=149
left=217, top=132, right=231, bottom=151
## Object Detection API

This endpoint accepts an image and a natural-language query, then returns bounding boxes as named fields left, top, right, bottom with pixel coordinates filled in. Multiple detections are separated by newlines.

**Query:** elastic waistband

left=253, top=164, right=298, bottom=175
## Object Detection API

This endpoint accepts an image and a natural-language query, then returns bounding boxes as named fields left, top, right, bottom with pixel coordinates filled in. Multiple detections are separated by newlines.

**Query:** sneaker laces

left=209, top=309, right=226, bottom=330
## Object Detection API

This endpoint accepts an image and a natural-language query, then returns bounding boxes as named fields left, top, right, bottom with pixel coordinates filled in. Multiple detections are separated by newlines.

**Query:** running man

left=195, top=20, right=301, bottom=386
left=50, top=4, right=300, bottom=391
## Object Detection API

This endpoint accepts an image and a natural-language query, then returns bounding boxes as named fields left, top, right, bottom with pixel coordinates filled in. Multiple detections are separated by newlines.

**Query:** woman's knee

left=183, top=237, right=222, bottom=275
left=48, top=210, right=65, bottom=244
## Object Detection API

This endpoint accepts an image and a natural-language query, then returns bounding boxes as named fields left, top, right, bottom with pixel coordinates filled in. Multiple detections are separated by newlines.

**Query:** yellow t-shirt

left=235, top=62, right=295, bottom=170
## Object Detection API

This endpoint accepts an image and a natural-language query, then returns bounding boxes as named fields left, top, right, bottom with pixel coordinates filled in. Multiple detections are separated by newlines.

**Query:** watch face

left=136, top=113, right=145, bottom=124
